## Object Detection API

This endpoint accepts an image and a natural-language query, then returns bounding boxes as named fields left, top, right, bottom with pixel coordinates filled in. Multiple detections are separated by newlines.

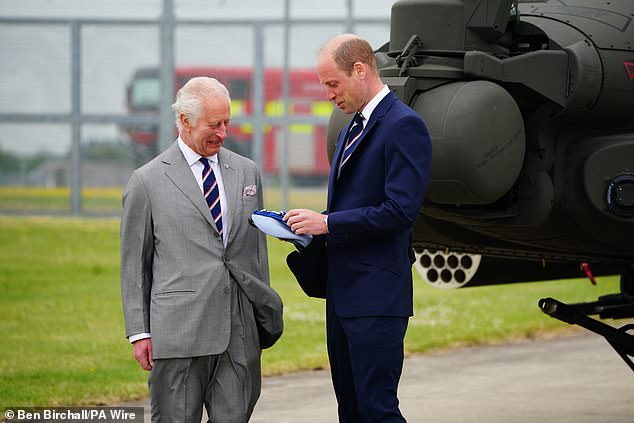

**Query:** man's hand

left=284, top=209, right=328, bottom=235
left=132, top=338, right=154, bottom=371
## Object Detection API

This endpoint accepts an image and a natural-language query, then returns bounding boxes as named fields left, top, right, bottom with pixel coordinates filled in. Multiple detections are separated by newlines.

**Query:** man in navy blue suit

left=284, top=34, right=432, bottom=422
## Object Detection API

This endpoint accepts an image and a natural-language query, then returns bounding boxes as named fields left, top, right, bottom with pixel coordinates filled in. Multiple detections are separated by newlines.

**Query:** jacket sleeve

left=328, top=113, right=432, bottom=241
left=255, top=168, right=270, bottom=286
left=120, top=170, right=154, bottom=338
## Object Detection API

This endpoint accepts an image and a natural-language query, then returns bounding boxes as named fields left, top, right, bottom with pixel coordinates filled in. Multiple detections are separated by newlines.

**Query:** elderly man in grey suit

left=121, top=77, right=283, bottom=423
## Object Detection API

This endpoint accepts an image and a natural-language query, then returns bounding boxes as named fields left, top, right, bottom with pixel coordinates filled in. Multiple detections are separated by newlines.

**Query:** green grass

left=0, top=185, right=329, bottom=215
left=0, top=215, right=622, bottom=408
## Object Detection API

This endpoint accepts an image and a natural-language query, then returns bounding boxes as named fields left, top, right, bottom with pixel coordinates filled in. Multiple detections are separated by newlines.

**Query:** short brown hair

left=332, top=37, right=377, bottom=76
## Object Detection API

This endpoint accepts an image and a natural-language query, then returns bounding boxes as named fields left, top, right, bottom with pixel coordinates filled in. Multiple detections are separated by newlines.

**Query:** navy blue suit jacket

left=325, top=91, right=432, bottom=318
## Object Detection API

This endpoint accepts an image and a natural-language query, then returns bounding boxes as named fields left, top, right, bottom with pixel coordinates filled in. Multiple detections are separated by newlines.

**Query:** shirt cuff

left=129, top=333, right=151, bottom=344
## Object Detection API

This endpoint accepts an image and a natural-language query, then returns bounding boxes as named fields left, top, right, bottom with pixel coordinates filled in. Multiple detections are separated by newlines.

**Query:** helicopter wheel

left=413, top=249, right=482, bottom=289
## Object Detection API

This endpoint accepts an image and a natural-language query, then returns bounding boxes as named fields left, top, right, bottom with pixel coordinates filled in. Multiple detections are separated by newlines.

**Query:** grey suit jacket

left=121, top=141, right=283, bottom=358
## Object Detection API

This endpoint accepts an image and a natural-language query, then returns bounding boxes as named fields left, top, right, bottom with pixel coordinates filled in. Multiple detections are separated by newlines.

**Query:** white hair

left=171, top=77, right=231, bottom=131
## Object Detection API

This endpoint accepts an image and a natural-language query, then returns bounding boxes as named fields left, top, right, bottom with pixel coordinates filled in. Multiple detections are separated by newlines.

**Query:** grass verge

left=0, top=215, right=621, bottom=407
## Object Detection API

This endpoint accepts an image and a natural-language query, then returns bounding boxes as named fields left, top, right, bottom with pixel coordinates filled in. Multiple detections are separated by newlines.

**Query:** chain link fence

left=0, top=0, right=390, bottom=215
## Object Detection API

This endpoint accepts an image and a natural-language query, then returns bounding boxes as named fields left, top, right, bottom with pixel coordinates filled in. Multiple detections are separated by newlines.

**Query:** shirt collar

left=177, top=136, right=219, bottom=166
left=359, top=85, right=390, bottom=124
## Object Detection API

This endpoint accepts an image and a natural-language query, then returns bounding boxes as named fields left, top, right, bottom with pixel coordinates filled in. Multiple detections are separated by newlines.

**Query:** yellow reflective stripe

left=312, top=101, right=333, bottom=116
left=290, top=124, right=313, bottom=134
left=240, top=123, right=253, bottom=134
left=233, top=123, right=273, bottom=134
left=266, top=101, right=285, bottom=116
left=231, top=100, right=246, bottom=116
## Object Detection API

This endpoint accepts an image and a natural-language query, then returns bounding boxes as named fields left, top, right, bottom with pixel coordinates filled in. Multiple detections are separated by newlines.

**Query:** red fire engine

left=123, top=66, right=332, bottom=183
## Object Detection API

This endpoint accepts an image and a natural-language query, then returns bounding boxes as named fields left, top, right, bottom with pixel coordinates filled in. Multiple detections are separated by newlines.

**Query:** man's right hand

left=132, top=338, right=154, bottom=371
left=284, top=209, right=328, bottom=235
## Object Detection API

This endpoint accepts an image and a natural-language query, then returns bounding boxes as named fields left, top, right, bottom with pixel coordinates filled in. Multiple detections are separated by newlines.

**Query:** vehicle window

left=230, top=79, right=249, bottom=100
left=131, top=78, right=160, bottom=108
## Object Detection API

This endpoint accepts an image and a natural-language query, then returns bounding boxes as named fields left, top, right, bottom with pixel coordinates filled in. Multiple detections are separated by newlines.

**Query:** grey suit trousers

left=148, top=281, right=261, bottom=423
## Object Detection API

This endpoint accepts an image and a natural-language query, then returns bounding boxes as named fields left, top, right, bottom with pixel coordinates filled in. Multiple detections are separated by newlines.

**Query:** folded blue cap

left=249, top=209, right=313, bottom=248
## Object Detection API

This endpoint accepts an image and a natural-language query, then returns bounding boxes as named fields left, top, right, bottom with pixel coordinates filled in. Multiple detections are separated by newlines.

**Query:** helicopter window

left=512, top=34, right=549, bottom=55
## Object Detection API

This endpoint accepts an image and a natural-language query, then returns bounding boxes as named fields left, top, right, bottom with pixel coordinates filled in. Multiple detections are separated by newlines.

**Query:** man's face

left=181, top=94, right=231, bottom=157
left=317, top=54, right=365, bottom=114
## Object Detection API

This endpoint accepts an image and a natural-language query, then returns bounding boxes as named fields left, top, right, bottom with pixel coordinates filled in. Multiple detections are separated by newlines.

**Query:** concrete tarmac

left=127, top=332, right=634, bottom=422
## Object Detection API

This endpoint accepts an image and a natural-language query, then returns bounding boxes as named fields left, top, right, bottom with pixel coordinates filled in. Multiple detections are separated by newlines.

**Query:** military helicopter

left=326, top=0, right=634, bottom=369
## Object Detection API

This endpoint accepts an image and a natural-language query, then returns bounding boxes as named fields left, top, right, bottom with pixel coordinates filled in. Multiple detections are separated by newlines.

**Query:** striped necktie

left=200, top=158, right=223, bottom=239
left=339, top=112, right=364, bottom=170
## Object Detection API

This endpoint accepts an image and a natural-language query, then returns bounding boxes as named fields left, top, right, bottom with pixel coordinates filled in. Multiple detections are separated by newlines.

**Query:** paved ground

left=125, top=332, right=634, bottom=422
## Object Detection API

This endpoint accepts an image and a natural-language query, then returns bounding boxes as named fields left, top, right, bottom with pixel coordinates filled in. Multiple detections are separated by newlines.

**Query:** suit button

left=223, top=286, right=230, bottom=294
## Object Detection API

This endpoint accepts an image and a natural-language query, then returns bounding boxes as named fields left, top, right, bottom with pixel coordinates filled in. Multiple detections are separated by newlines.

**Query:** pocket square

left=243, top=184, right=257, bottom=198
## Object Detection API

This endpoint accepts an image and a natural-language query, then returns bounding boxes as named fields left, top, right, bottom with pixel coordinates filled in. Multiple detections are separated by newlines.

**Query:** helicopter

left=326, top=0, right=634, bottom=369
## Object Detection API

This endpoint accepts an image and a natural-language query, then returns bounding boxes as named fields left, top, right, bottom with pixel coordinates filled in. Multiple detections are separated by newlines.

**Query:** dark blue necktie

left=200, top=158, right=223, bottom=239
left=339, top=112, right=364, bottom=170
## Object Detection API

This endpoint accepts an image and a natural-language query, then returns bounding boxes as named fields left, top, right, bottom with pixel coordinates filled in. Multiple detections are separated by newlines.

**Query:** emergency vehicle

left=123, top=66, right=332, bottom=183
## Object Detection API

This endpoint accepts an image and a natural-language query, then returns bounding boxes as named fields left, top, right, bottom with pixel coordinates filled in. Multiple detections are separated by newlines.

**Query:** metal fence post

left=70, top=21, right=82, bottom=215
left=159, top=0, right=175, bottom=153
left=346, top=0, right=354, bottom=33
left=0, top=6, right=388, bottom=216
left=280, top=0, right=290, bottom=210
left=252, top=23, right=264, bottom=177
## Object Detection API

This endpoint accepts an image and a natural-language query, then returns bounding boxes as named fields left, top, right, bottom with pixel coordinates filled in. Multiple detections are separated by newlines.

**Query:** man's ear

left=353, top=62, right=366, bottom=80
left=179, top=112, right=189, bottom=130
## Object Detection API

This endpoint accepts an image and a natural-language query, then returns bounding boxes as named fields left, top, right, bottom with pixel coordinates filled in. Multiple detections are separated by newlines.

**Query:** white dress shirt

left=336, top=85, right=391, bottom=176
left=359, top=84, right=390, bottom=129
left=177, top=137, right=231, bottom=246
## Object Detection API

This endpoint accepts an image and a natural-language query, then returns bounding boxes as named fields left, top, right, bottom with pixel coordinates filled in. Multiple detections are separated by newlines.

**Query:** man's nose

left=216, top=123, right=228, bottom=138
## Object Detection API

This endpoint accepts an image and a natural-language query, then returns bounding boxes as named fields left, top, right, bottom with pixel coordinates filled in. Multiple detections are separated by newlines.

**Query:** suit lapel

left=218, top=149, right=239, bottom=246
left=162, top=142, right=217, bottom=231
left=327, top=93, right=398, bottom=210
left=339, top=120, right=372, bottom=171
left=331, top=118, right=353, bottom=171
left=328, top=124, right=349, bottom=209
left=331, top=92, right=397, bottom=183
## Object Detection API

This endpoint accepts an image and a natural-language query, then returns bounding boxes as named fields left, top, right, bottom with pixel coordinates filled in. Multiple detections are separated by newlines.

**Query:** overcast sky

left=0, top=0, right=394, bottom=156
left=1, top=0, right=395, bottom=20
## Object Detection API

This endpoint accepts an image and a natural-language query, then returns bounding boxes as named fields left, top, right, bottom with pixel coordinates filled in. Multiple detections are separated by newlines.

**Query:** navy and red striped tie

left=339, top=112, right=364, bottom=170
left=200, top=158, right=223, bottom=239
